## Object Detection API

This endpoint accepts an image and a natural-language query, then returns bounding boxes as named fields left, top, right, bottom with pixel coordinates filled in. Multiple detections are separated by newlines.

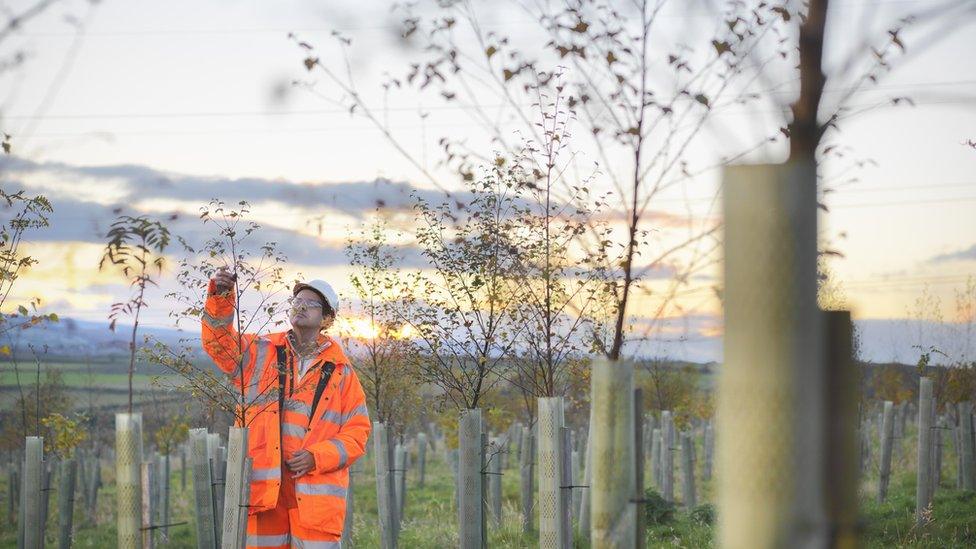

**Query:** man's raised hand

left=212, top=266, right=236, bottom=295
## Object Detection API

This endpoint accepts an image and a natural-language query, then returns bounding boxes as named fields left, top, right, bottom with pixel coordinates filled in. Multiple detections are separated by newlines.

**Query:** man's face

left=289, top=288, right=332, bottom=332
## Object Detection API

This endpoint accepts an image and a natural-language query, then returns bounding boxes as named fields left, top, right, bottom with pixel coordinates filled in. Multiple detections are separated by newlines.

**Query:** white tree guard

left=57, top=457, right=77, bottom=549
left=959, top=402, right=975, bottom=491
left=488, top=437, right=503, bottom=527
left=394, top=442, right=407, bottom=530
left=519, top=425, right=534, bottom=534
left=589, top=358, right=635, bottom=548
left=916, top=377, right=934, bottom=525
left=116, top=413, right=144, bottom=549
left=661, top=411, right=674, bottom=503
left=457, top=409, right=484, bottom=549
left=537, top=397, right=567, bottom=548
left=190, top=428, right=216, bottom=549
left=221, top=427, right=249, bottom=549
left=878, top=401, right=895, bottom=502
left=680, top=433, right=696, bottom=509
left=21, top=437, right=43, bottom=549
left=373, top=422, right=397, bottom=549
left=718, top=163, right=824, bottom=549
left=649, top=428, right=661, bottom=490
left=141, top=461, right=156, bottom=549
left=578, top=424, right=591, bottom=538
left=416, top=433, right=428, bottom=488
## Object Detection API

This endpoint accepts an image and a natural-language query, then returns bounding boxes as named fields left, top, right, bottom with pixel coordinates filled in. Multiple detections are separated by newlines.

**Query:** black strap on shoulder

left=308, top=361, right=336, bottom=426
left=274, top=345, right=287, bottom=417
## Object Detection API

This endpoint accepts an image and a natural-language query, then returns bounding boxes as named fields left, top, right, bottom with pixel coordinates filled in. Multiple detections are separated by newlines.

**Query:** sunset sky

left=1, top=0, right=974, bottom=364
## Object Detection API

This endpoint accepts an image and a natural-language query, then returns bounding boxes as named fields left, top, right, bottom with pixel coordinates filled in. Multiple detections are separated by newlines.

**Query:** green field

left=0, top=360, right=186, bottom=411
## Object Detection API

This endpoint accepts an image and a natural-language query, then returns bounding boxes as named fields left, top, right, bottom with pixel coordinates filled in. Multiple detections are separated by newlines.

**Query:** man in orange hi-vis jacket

left=203, top=267, right=370, bottom=548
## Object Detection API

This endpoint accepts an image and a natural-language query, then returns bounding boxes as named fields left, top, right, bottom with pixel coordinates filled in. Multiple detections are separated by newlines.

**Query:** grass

left=0, top=425, right=975, bottom=548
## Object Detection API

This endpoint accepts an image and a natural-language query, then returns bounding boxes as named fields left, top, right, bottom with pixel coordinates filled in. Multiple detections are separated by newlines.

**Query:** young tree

left=344, top=214, right=423, bottom=436
left=0, top=188, right=57, bottom=439
left=151, top=200, right=289, bottom=426
left=504, top=87, right=614, bottom=406
left=100, top=215, right=171, bottom=413
left=397, top=166, right=526, bottom=410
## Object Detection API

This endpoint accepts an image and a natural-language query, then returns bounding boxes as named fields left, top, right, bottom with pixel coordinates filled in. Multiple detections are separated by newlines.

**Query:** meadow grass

left=0, top=428, right=974, bottom=547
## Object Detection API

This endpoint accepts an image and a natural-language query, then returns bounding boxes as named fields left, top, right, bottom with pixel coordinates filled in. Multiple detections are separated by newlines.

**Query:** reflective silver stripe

left=320, top=404, right=369, bottom=426
left=245, top=533, right=289, bottom=546
left=281, top=422, right=306, bottom=439
left=201, top=309, right=233, bottom=328
left=246, top=339, right=270, bottom=401
left=319, top=409, right=342, bottom=425
left=295, top=482, right=346, bottom=498
left=343, top=404, right=369, bottom=424
left=292, top=538, right=340, bottom=549
left=331, top=439, right=348, bottom=468
left=284, top=399, right=312, bottom=416
left=250, top=467, right=280, bottom=481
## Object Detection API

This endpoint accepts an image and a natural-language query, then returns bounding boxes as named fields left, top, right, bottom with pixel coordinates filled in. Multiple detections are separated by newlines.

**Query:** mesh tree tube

left=718, top=163, right=824, bottom=549
left=661, top=411, right=674, bottom=503
left=457, top=409, right=484, bottom=549
left=21, top=437, right=43, bottom=549
left=221, top=427, right=249, bottom=549
left=57, top=458, right=77, bottom=549
left=878, top=401, right=895, bottom=503
left=960, top=402, right=975, bottom=491
left=141, top=461, right=156, bottom=549
left=916, top=377, right=934, bottom=525
left=416, top=433, right=428, bottom=488
left=116, top=413, right=144, bottom=549
left=519, top=425, right=534, bottom=534
left=589, top=357, right=635, bottom=548
left=488, top=437, right=503, bottom=527
left=537, top=397, right=566, bottom=548
left=680, top=433, right=696, bottom=510
left=394, top=442, right=407, bottom=531
left=190, top=429, right=216, bottom=549
left=373, top=422, right=397, bottom=549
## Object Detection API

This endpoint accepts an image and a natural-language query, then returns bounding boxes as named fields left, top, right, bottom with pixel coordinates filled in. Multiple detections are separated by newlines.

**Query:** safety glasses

left=287, top=297, right=323, bottom=311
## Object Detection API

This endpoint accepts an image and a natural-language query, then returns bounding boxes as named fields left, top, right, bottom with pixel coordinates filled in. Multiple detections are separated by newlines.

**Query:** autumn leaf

left=694, top=93, right=710, bottom=108
left=485, top=45, right=497, bottom=59
left=606, top=51, right=618, bottom=65
left=711, top=40, right=732, bottom=56
left=303, top=57, right=319, bottom=71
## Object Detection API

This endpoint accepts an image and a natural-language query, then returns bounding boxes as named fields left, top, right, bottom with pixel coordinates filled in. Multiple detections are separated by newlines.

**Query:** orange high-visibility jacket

left=201, top=280, right=370, bottom=535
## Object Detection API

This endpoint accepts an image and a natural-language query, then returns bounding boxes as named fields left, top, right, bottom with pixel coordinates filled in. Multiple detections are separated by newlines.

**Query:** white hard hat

left=293, top=279, right=340, bottom=315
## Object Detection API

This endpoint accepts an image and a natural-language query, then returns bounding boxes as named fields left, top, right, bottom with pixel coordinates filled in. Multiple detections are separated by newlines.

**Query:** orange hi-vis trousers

left=245, top=474, right=342, bottom=548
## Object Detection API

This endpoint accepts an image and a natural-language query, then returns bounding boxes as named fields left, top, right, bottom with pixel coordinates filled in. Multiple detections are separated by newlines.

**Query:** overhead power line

left=6, top=80, right=976, bottom=121
left=16, top=0, right=945, bottom=37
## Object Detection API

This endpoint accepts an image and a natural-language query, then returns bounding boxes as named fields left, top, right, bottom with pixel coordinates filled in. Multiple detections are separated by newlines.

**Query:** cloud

left=0, top=155, right=454, bottom=269
left=928, top=244, right=976, bottom=264
left=0, top=155, right=454, bottom=214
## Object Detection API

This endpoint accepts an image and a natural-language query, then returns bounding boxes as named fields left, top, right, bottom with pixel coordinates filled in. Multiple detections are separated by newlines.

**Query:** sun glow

left=334, top=316, right=416, bottom=341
